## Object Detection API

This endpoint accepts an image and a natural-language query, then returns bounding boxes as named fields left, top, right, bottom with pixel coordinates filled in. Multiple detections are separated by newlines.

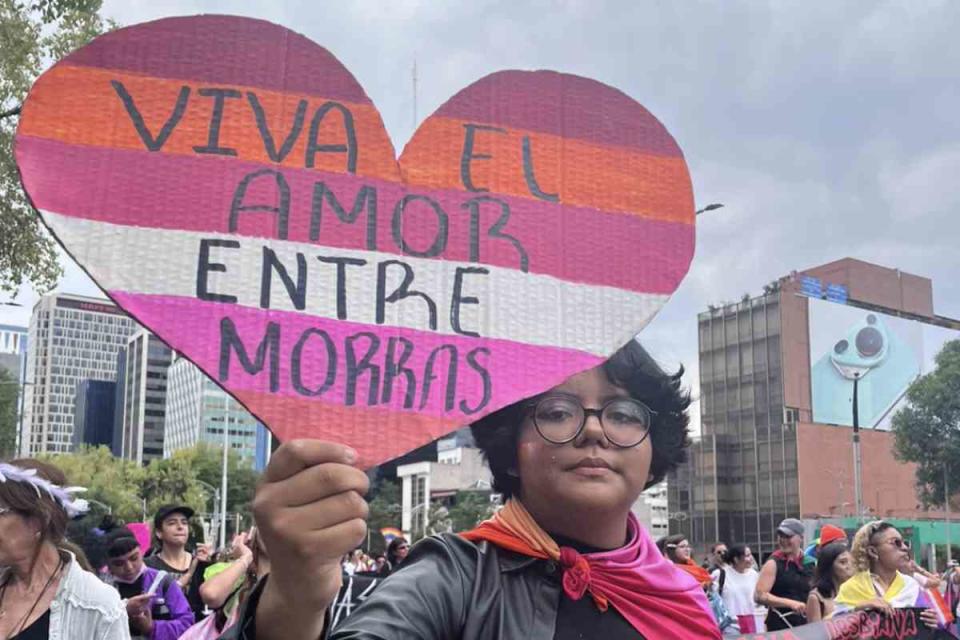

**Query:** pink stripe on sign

left=110, top=293, right=604, bottom=420
left=429, top=70, right=684, bottom=157
left=61, top=15, right=371, bottom=104
left=20, top=136, right=694, bottom=294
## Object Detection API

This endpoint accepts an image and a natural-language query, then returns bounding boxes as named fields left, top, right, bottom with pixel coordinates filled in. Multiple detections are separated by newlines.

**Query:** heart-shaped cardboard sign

left=14, top=15, right=694, bottom=467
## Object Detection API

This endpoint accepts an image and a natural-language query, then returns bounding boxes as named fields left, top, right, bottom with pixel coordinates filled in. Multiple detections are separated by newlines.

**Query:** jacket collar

left=476, top=540, right=541, bottom=573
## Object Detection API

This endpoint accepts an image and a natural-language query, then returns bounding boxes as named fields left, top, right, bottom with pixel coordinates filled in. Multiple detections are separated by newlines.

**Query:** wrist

left=258, top=574, right=335, bottom=640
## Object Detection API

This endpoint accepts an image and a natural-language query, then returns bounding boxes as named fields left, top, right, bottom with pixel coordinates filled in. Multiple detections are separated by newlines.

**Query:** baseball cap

left=776, top=518, right=804, bottom=538
left=153, top=504, right=195, bottom=528
left=818, top=524, right=846, bottom=548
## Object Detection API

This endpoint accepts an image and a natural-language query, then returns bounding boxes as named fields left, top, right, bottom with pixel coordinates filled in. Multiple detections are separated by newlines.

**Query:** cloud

left=5, top=0, right=958, bottom=442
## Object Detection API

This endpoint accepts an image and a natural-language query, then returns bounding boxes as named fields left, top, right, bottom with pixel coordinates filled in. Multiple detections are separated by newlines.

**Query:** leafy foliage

left=366, top=480, right=401, bottom=553
left=0, top=0, right=116, bottom=295
left=37, top=443, right=260, bottom=529
left=445, top=490, right=495, bottom=532
left=893, top=340, right=960, bottom=507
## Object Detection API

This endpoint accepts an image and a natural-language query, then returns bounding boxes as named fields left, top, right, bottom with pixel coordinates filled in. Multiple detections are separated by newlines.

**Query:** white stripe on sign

left=43, top=211, right=668, bottom=356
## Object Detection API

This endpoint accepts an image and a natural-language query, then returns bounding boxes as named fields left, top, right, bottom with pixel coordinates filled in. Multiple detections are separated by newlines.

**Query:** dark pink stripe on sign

left=429, top=70, right=683, bottom=157
left=62, top=15, right=371, bottom=104
left=19, top=137, right=694, bottom=294
left=110, top=292, right=603, bottom=419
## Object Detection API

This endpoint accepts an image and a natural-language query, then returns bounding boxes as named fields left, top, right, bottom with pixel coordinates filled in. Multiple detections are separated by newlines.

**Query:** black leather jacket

left=224, top=532, right=629, bottom=639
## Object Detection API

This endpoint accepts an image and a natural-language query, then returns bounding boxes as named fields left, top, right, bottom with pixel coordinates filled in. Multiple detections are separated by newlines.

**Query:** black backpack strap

left=718, top=567, right=726, bottom=596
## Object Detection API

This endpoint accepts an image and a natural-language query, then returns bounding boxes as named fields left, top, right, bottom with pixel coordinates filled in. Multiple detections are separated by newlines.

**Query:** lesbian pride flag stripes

left=15, top=15, right=695, bottom=466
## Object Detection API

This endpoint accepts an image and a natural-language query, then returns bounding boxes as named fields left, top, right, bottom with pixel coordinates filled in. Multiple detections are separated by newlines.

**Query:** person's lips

left=568, top=457, right=615, bottom=477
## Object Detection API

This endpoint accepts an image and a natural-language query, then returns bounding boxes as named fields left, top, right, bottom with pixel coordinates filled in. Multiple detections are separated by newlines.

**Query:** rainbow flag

left=380, top=527, right=403, bottom=543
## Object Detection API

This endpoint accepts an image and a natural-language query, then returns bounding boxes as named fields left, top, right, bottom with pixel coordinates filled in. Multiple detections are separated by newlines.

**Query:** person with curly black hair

left=227, top=340, right=722, bottom=640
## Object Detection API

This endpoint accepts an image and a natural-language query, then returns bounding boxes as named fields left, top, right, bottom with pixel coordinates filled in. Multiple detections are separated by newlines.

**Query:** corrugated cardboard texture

left=15, top=15, right=695, bottom=467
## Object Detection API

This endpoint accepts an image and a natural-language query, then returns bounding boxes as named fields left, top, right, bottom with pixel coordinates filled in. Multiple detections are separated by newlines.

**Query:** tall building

left=73, top=380, right=117, bottom=450
left=120, top=329, right=173, bottom=464
left=111, top=348, right=126, bottom=457
left=21, top=294, right=136, bottom=455
left=632, top=485, right=669, bottom=540
left=0, top=323, right=27, bottom=379
left=164, top=354, right=261, bottom=463
left=669, top=258, right=960, bottom=559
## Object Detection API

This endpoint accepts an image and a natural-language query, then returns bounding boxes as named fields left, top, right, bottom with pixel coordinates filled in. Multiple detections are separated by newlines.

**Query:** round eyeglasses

left=530, top=394, right=653, bottom=448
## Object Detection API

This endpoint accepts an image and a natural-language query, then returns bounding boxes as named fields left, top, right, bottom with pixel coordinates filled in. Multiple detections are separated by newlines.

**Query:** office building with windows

left=163, top=353, right=264, bottom=465
left=21, top=294, right=136, bottom=455
left=119, top=329, right=173, bottom=463
left=0, top=324, right=27, bottom=380
left=73, top=380, right=117, bottom=450
left=669, top=259, right=960, bottom=559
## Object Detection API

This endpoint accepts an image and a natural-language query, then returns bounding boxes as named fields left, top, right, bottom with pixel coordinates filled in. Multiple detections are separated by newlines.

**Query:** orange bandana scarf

left=461, top=500, right=721, bottom=639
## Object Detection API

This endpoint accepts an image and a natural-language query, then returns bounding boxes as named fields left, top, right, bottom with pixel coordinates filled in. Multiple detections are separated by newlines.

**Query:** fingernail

left=344, top=447, right=358, bottom=463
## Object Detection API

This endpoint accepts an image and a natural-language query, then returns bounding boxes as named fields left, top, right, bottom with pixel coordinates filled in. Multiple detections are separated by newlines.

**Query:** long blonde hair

left=851, top=520, right=895, bottom=572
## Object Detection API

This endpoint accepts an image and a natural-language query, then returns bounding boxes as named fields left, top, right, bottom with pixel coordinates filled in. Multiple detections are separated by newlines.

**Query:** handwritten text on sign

left=15, top=15, right=695, bottom=464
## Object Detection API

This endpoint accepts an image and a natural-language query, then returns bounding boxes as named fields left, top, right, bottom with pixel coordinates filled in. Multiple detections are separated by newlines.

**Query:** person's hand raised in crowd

left=195, top=542, right=213, bottom=563
left=230, top=531, right=253, bottom=563
left=253, top=440, right=369, bottom=640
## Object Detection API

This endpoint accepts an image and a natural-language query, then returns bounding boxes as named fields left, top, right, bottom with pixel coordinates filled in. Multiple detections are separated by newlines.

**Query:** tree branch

left=0, top=106, right=22, bottom=119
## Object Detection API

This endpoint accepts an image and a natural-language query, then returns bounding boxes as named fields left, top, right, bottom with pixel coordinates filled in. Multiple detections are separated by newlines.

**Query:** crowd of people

left=657, top=518, right=960, bottom=635
left=2, top=342, right=960, bottom=639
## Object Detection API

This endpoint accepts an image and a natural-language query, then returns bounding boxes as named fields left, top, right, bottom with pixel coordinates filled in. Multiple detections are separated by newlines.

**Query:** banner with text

left=14, top=15, right=695, bottom=465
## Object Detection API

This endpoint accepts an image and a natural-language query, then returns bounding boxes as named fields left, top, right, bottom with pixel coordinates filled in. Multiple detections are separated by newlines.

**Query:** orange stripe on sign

left=232, top=389, right=462, bottom=469
left=399, top=116, right=694, bottom=224
left=19, top=64, right=402, bottom=183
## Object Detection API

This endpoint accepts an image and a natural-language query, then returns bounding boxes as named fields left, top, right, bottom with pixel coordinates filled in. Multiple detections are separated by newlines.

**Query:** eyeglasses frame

left=526, top=393, right=656, bottom=449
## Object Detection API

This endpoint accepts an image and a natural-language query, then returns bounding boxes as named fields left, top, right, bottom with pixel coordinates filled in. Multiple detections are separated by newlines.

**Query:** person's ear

left=867, top=545, right=878, bottom=559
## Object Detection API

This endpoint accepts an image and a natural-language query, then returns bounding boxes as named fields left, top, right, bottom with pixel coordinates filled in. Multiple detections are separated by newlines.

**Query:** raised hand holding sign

left=14, top=15, right=695, bottom=466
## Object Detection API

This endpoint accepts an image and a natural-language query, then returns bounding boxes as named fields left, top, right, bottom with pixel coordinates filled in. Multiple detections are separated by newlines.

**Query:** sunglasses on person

left=876, top=538, right=911, bottom=550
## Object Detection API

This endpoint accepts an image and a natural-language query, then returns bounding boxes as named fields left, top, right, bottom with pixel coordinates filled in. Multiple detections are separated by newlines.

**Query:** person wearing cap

left=817, top=525, right=846, bottom=550
left=145, top=504, right=212, bottom=621
left=104, top=525, right=195, bottom=639
left=755, top=518, right=813, bottom=630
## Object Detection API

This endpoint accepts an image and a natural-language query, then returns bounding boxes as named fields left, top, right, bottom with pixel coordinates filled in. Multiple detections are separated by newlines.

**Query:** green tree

left=0, top=0, right=116, bottom=295
left=893, top=339, right=960, bottom=507
left=445, top=491, right=495, bottom=532
left=160, top=443, right=260, bottom=526
left=40, top=445, right=147, bottom=522
left=366, top=480, right=401, bottom=553
left=0, top=368, right=18, bottom=458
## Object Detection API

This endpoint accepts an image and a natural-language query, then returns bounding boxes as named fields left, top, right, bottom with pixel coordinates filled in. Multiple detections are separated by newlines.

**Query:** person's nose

left=576, top=410, right=610, bottom=448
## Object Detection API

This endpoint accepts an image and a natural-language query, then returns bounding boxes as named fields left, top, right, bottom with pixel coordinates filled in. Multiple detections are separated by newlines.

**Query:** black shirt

left=552, top=535, right=643, bottom=640
left=765, top=553, right=813, bottom=631
left=11, top=609, right=50, bottom=640
left=145, top=554, right=211, bottom=621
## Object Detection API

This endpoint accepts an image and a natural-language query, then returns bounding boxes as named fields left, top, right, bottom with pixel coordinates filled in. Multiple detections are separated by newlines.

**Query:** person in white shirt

left=718, top=544, right=764, bottom=635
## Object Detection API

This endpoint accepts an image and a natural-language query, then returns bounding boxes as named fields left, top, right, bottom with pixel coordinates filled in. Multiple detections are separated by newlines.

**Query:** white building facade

left=397, top=437, right=492, bottom=539
left=120, top=329, right=173, bottom=463
left=632, top=484, right=669, bottom=540
left=163, top=354, right=260, bottom=463
left=21, top=294, right=135, bottom=455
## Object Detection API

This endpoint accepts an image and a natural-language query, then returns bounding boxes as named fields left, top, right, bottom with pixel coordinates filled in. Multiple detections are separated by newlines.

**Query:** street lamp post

left=696, top=203, right=724, bottom=216
left=196, top=479, right=221, bottom=544
left=946, top=462, right=953, bottom=565
left=220, top=394, right=230, bottom=549
left=852, top=372, right=864, bottom=523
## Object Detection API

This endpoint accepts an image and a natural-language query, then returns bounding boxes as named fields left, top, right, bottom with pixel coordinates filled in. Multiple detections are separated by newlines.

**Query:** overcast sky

left=4, top=0, right=959, bottom=435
